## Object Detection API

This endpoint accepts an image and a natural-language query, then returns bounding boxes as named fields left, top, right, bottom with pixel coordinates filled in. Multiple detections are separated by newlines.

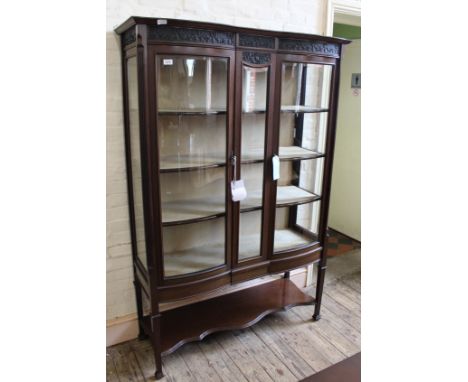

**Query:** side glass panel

left=239, top=66, right=268, bottom=261
left=127, top=56, right=148, bottom=269
left=273, top=62, right=332, bottom=253
left=156, top=55, right=228, bottom=277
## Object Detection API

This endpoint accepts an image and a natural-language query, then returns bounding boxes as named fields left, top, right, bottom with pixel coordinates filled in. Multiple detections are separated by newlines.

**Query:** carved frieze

left=242, top=51, right=271, bottom=65
left=148, top=26, right=235, bottom=46
left=239, top=34, right=275, bottom=49
left=122, top=28, right=136, bottom=46
left=279, top=38, right=339, bottom=56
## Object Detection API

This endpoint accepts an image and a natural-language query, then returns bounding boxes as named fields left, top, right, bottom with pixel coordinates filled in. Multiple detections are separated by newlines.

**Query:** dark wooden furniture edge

left=142, top=278, right=314, bottom=355
left=299, top=352, right=361, bottom=382
left=114, top=16, right=351, bottom=46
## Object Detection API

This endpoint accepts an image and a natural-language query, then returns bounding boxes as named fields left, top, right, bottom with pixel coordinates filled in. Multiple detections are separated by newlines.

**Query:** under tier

left=144, top=278, right=315, bottom=355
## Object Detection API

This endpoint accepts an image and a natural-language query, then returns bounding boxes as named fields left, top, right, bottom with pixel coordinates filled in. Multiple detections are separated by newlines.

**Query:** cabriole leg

left=151, top=314, right=163, bottom=380
left=313, top=264, right=327, bottom=321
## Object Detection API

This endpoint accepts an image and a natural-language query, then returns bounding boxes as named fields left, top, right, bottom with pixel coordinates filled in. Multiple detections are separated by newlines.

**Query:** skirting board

left=106, top=267, right=309, bottom=347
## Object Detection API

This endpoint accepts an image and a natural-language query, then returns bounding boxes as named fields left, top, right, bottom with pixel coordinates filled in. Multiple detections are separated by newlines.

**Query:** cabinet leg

left=151, top=314, right=164, bottom=380
left=284, top=271, right=290, bottom=279
left=133, top=280, right=147, bottom=340
left=313, top=264, right=327, bottom=321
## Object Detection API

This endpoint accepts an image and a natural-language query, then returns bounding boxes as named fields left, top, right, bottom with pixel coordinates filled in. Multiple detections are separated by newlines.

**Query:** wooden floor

left=107, top=251, right=361, bottom=382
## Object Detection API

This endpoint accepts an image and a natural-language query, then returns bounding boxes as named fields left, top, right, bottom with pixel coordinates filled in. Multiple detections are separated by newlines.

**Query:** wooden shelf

left=274, top=228, right=312, bottom=252
left=160, top=155, right=226, bottom=173
left=161, top=185, right=318, bottom=225
left=148, top=278, right=314, bottom=355
left=158, top=108, right=227, bottom=115
left=242, top=109, right=267, bottom=114
left=276, top=186, right=320, bottom=207
left=241, top=185, right=319, bottom=212
left=278, top=146, right=324, bottom=161
left=241, top=146, right=324, bottom=164
left=162, top=195, right=225, bottom=225
left=163, top=242, right=225, bottom=277
left=159, top=146, right=323, bottom=173
left=280, top=105, right=328, bottom=113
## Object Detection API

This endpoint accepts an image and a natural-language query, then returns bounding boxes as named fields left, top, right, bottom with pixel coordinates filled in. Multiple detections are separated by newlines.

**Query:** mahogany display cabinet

left=115, top=16, right=350, bottom=379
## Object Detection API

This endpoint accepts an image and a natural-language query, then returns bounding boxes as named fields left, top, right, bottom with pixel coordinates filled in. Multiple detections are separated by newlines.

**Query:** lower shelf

left=274, top=228, right=312, bottom=252
left=147, top=278, right=315, bottom=355
left=164, top=227, right=315, bottom=277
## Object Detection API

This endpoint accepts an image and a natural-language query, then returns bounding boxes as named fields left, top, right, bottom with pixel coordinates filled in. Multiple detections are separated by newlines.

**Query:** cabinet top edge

left=114, top=16, right=351, bottom=45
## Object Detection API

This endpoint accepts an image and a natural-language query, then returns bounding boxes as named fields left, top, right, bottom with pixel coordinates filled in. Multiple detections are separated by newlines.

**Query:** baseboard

left=328, top=226, right=361, bottom=243
left=106, top=313, right=139, bottom=347
left=106, top=268, right=309, bottom=347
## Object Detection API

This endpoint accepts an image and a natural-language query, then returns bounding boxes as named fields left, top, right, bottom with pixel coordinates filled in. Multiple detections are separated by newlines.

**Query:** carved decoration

left=122, top=28, right=136, bottom=46
left=148, top=26, right=234, bottom=46
left=239, top=34, right=275, bottom=49
left=279, top=38, right=339, bottom=56
left=242, top=51, right=271, bottom=65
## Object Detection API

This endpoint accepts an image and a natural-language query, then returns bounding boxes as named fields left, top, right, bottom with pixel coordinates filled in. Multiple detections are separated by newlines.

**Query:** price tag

left=272, top=155, right=280, bottom=180
left=231, top=180, right=247, bottom=202
left=163, top=59, right=173, bottom=65
left=157, top=19, right=167, bottom=25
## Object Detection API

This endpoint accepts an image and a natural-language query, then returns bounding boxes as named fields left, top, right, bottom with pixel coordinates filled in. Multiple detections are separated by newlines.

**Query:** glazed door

left=152, top=46, right=235, bottom=282
left=232, top=51, right=276, bottom=270
left=272, top=55, right=335, bottom=256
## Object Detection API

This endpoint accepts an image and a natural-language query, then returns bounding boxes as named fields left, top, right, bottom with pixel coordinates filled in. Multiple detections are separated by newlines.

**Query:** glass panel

left=159, top=167, right=225, bottom=224
left=156, top=55, right=228, bottom=277
left=273, top=61, right=331, bottom=254
left=281, top=63, right=331, bottom=111
left=240, top=162, right=264, bottom=210
left=279, top=112, right=328, bottom=156
left=273, top=201, right=320, bottom=253
left=163, top=217, right=225, bottom=277
left=158, top=55, right=227, bottom=112
left=238, top=66, right=268, bottom=260
left=239, top=210, right=262, bottom=260
left=279, top=62, right=331, bottom=160
left=158, top=114, right=226, bottom=170
left=127, top=56, right=147, bottom=270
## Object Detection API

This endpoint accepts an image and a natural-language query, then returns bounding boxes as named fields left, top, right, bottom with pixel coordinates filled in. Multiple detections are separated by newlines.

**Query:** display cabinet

left=115, top=17, right=349, bottom=379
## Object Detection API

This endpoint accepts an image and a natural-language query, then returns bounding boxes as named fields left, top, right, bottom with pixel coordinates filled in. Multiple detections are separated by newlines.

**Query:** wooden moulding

left=144, top=278, right=314, bottom=355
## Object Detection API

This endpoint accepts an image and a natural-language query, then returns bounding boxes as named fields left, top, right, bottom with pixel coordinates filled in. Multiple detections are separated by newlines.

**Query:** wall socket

left=351, top=73, right=361, bottom=88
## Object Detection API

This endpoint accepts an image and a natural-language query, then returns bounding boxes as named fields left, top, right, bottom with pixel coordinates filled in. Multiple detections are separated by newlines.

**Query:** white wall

left=328, top=39, right=361, bottom=240
left=106, top=0, right=329, bottom=322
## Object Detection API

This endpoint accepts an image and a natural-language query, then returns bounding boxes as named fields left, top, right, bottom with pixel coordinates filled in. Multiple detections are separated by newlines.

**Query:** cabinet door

left=233, top=51, right=275, bottom=265
left=272, top=56, right=334, bottom=255
left=154, top=48, right=234, bottom=279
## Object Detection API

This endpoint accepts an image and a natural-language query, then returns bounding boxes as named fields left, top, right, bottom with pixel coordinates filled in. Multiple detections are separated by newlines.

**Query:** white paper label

left=163, top=59, right=173, bottom=65
left=272, top=155, right=280, bottom=181
left=157, top=19, right=167, bottom=25
left=231, top=180, right=247, bottom=202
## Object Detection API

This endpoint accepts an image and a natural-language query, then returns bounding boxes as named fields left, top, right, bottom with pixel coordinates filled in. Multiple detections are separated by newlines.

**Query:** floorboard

left=107, top=251, right=361, bottom=381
